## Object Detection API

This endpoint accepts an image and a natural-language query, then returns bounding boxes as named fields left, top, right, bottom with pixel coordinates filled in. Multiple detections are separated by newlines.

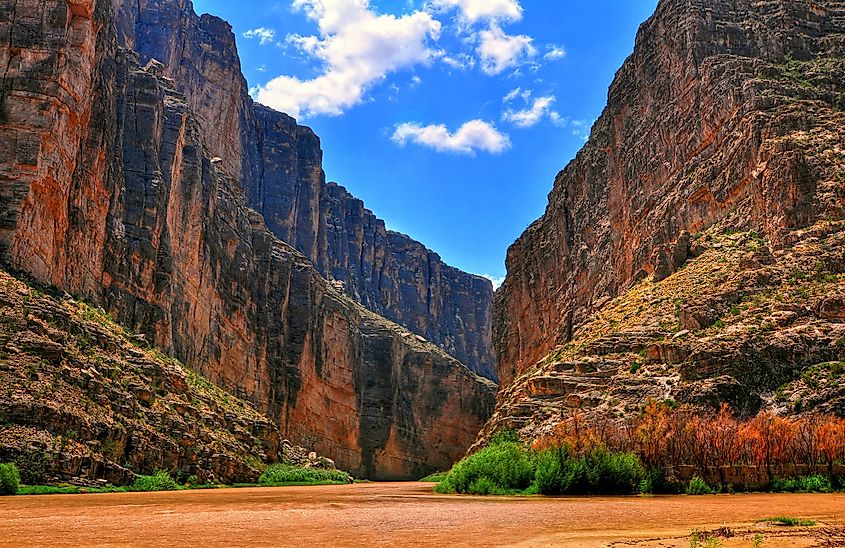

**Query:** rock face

left=113, top=0, right=496, bottom=381
left=0, top=0, right=495, bottom=480
left=0, top=267, right=281, bottom=485
left=487, top=0, right=845, bottom=442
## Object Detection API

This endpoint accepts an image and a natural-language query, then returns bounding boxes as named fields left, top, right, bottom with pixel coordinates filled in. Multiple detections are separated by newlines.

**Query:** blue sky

left=193, top=0, right=659, bottom=285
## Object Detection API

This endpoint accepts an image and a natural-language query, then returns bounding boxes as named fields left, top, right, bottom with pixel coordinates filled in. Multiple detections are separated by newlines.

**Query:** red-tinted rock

left=0, top=0, right=495, bottom=480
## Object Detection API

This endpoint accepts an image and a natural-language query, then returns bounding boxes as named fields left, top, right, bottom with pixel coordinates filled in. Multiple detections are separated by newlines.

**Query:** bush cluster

left=435, top=439, right=534, bottom=495
left=129, top=470, right=180, bottom=492
left=685, top=476, right=714, bottom=495
left=0, top=463, right=20, bottom=495
left=535, top=446, right=645, bottom=495
left=258, top=464, right=350, bottom=485
left=771, top=474, right=834, bottom=493
left=434, top=437, right=648, bottom=496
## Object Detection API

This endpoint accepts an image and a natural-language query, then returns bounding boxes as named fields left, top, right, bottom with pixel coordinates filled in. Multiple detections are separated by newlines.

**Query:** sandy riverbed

left=1, top=482, right=843, bottom=547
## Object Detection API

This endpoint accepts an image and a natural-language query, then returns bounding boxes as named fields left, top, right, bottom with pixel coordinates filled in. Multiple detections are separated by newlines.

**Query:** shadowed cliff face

left=0, top=0, right=495, bottom=480
left=494, top=0, right=845, bottom=390
left=112, top=0, right=496, bottom=381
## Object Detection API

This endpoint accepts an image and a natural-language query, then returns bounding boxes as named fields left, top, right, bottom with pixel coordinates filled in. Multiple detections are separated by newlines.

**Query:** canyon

left=115, top=0, right=497, bottom=382
left=1, top=0, right=844, bottom=490
left=0, top=0, right=495, bottom=481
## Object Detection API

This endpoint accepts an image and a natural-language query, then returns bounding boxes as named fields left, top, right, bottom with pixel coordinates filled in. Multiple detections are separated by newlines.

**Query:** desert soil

left=1, top=482, right=843, bottom=547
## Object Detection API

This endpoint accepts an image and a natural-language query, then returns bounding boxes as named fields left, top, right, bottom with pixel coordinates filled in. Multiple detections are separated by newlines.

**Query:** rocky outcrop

left=0, top=0, right=494, bottom=480
left=0, top=267, right=280, bottom=485
left=486, top=0, right=845, bottom=443
left=477, top=226, right=845, bottom=447
left=113, top=0, right=496, bottom=380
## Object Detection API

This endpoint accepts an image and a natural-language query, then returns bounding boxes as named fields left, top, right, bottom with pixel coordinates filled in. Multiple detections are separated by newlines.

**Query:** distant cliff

left=114, top=0, right=496, bottom=381
left=482, top=0, right=845, bottom=444
left=0, top=0, right=495, bottom=480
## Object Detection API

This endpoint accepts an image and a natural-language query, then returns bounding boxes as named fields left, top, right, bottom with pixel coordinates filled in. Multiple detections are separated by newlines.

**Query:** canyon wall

left=495, top=0, right=845, bottom=388
left=483, top=0, right=845, bottom=443
left=113, top=0, right=496, bottom=380
left=0, top=0, right=494, bottom=480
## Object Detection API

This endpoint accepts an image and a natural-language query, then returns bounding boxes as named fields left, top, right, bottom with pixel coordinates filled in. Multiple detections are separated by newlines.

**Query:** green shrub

left=436, top=439, right=534, bottom=495
left=758, top=516, right=815, bottom=527
left=643, top=466, right=676, bottom=494
left=772, top=476, right=798, bottom=492
left=14, top=449, right=46, bottom=485
left=0, top=463, right=20, bottom=495
left=534, top=447, right=644, bottom=495
left=419, top=472, right=448, bottom=483
left=800, top=475, right=832, bottom=493
left=686, top=476, right=713, bottom=495
left=535, top=446, right=569, bottom=495
left=468, top=477, right=501, bottom=495
left=186, top=475, right=199, bottom=487
left=584, top=450, right=644, bottom=495
left=772, top=475, right=832, bottom=493
left=258, top=464, right=350, bottom=485
left=130, top=470, right=180, bottom=492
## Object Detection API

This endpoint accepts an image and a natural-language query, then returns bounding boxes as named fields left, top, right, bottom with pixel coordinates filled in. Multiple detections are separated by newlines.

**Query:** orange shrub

left=532, top=402, right=845, bottom=474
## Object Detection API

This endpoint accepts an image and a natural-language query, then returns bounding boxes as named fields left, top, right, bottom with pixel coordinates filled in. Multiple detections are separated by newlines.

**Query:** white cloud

left=502, top=95, right=561, bottom=128
left=502, top=86, right=531, bottom=103
left=391, top=119, right=510, bottom=155
left=440, top=52, right=476, bottom=70
left=243, top=27, right=276, bottom=45
left=410, top=75, right=422, bottom=87
left=253, top=0, right=441, bottom=118
left=430, top=0, right=522, bottom=23
left=544, top=45, right=566, bottom=61
left=477, top=23, right=536, bottom=75
left=481, top=274, right=506, bottom=290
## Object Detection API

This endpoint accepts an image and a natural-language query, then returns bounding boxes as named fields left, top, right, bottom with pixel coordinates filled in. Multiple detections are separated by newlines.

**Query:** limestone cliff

left=0, top=0, right=495, bottom=480
left=113, top=0, right=496, bottom=380
left=486, top=0, right=845, bottom=442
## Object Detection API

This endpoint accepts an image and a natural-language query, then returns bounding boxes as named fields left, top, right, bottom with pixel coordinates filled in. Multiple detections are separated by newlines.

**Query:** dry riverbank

left=1, top=482, right=843, bottom=547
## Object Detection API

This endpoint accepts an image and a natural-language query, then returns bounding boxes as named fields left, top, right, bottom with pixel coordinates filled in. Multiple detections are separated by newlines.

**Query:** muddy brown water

left=1, top=482, right=844, bottom=547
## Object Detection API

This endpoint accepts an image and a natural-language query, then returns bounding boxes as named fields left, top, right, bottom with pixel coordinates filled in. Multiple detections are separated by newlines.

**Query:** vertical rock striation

left=113, top=0, right=496, bottom=380
left=494, top=0, right=845, bottom=389
left=0, top=0, right=495, bottom=480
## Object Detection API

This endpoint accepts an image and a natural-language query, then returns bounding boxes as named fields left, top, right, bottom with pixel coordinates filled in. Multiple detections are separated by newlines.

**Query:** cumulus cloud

left=391, top=119, right=510, bottom=155
left=430, top=0, right=540, bottom=76
left=544, top=45, right=566, bottom=60
left=243, top=27, right=276, bottom=45
left=477, top=23, right=536, bottom=75
left=430, top=0, right=523, bottom=23
left=502, top=95, right=561, bottom=128
left=482, top=274, right=506, bottom=290
left=253, top=0, right=441, bottom=118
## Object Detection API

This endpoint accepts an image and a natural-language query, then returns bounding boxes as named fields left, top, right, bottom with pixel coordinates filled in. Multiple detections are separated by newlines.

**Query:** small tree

left=0, top=463, right=20, bottom=495
left=817, top=418, right=845, bottom=473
